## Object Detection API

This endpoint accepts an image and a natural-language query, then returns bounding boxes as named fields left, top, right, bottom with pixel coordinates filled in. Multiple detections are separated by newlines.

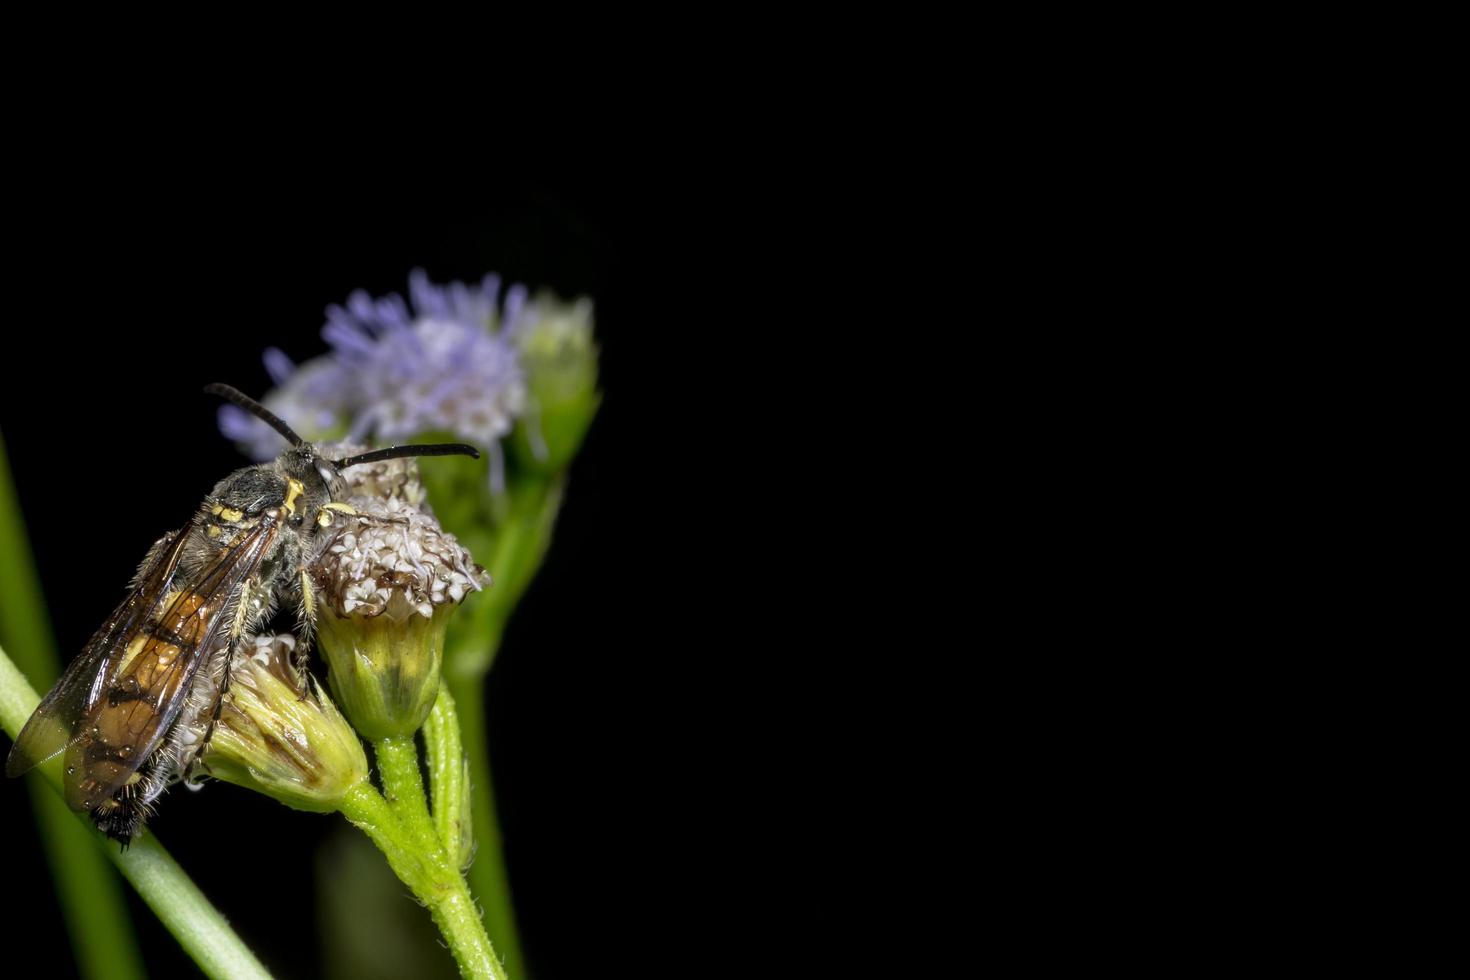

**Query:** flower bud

left=204, top=634, right=369, bottom=812
left=312, top=491, right=488, bottom=740
left=509, top=294, right=600, bottom=474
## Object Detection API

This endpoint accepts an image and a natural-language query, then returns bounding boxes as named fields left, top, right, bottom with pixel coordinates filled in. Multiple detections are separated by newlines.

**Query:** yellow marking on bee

left=118, top=634, right=149, bottom=674
left=220, top=507, right=244, bottom=522
left=119, top=633, right=183, bottom=678
left=283, top=478, right=304, bottom=517
left=210, top=503, right=223, bottom=516
left=301, top=570, right=316, bottom=619
left=124, top=772, right=142, bottom=786
left=207, top=526, right=222, bottom=538
left=324, top=502, right=357, bottom=515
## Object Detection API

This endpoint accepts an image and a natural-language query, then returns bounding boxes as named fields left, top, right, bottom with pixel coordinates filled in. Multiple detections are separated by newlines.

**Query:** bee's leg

left=297, top=568, right=317, bottom=651
left=293, top=568, right=318, bottom=690
left=129, top=530, right=179, bottom=590
left=322, top=501, right=409, bottom=532
left=182, top=638, right=242, bottom=782
left=185, top=579, right=261, bottom=778
left=320, top=501, right=358, bottom=521
left=201, top=640, right=239, bottom=751
left=311, top=501, right=360, bottom=537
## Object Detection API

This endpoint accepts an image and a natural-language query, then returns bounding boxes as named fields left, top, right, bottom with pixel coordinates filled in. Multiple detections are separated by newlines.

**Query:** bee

left=4, top=383, right=477, bottom=844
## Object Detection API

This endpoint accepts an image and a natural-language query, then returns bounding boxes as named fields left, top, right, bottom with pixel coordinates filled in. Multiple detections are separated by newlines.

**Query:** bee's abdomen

left=63, top=589, right=213, bottom=815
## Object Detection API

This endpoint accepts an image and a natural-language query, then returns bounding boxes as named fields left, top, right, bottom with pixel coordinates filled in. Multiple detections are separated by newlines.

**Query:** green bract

left=317, top=603, right=453, bottom=741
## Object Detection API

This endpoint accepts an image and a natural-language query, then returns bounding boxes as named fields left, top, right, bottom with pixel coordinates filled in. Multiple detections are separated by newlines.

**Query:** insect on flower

left=3, top=384, right=478, bottom=844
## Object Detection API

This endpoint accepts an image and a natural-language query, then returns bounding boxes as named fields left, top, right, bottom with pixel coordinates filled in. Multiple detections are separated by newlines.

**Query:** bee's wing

left=62, top=514, right=284, bottom=812
left=5, top=520, right=197, bottom=778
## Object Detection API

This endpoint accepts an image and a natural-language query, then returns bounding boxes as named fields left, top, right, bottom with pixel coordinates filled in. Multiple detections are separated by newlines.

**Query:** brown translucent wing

left=62, top=514, right=283, bottom=812
left=5, top=519, right=198, bottom=778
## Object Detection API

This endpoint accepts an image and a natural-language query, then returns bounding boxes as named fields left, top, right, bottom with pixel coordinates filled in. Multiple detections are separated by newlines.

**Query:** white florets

left=315, top=493, right=486, bottom=620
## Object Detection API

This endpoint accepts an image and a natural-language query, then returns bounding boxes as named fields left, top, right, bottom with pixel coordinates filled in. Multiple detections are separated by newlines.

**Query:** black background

left=0, top=175, right=743, bottom=978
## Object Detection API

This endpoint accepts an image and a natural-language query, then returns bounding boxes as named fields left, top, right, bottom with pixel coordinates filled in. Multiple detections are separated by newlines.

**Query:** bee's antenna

left=205, top=383, right=305, bottom=447
left=333, top=444, right=482, bottom=469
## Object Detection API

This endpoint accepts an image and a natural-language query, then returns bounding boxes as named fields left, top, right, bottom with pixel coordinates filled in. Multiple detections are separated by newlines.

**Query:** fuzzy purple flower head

left=221, top=269, right=535, bottom=490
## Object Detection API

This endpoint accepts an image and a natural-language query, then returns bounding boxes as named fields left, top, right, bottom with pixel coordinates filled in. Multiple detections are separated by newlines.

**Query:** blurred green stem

left=0, top=429, right=147, bottom=980
left=442, top=467, right=564, bottom=980
left=27, top=787, right=145, bottom=980
left=446, top=666, right=522, bottom=980
left=0, top=645, right=273, bottom=980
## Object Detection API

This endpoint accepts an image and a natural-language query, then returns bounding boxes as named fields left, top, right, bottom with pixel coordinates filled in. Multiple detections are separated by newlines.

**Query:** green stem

left=0, top=430, right=62, bottom=674
left=447, top=473, right=561, bottom=679
left=114, top=835, right=273, bottom=980
left=337, top=781, right=436, bottom=903
left=493, top=474, right=564, bottom=630
left=344, top=768, right=507, bottom=980
left=27, top=786, right=145, bottom=980
left=375, top=735, right=440, bottom=851
left=447, top=666, right=527, bottom=980
left=0, top=428, right=147, bottom=980
left=428, top=871, right=507, bottom=980
left=0, top=644, right=272, bottom=980
left=437, top=471, right=564, bottom=980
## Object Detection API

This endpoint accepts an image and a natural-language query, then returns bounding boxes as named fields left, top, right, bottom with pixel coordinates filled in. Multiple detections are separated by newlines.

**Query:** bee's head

left=208, top=448, right=345, bottom=530
left=279, top=444, right=348, bottom=517
left=205, top=384, right=481, bottom=522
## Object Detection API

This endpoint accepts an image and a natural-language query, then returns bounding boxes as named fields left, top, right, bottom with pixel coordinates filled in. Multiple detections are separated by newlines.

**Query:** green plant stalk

left=376, top=735, right=442, bottom=852
left=343, top=755, right=507, bottom=980
left=26, top=786, right=144, bottom=980
left=0, top=431, right=59, bottom=678
left=490, top=473, right=564, bottom=639
left=446, top=472, right=563, bottom=677
left=0, top=429, right=147, bottom=980
left=443, top=470, right=564, bottom=980
left=114, top=835, right=273, bottom=980
left=0, top=644, right=273, bottom=980
left=445, top=667, right=521, bottom=977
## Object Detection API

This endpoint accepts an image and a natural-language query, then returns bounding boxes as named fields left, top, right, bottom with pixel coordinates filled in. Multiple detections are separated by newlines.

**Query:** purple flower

left=221, top=270, right=532, bottom=490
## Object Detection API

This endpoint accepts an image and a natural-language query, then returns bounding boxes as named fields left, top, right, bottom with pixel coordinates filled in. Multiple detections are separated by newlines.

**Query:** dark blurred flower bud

left=509, top=294, right=600, bottom=475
